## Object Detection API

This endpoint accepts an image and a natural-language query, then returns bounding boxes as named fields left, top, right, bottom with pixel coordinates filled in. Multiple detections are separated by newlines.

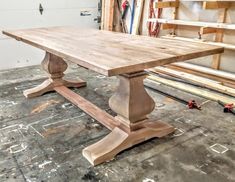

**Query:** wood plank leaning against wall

left=101, top=0, right=123, bottom=32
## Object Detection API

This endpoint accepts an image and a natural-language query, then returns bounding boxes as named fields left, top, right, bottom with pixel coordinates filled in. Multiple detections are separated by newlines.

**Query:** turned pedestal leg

left=83, top=71, right=175, bottom=166
left=24, top=52, right=86, bottom=98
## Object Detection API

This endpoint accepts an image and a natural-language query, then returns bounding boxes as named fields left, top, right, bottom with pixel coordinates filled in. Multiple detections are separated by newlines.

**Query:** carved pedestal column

left=109, top=72, right=155, bottom=131
left=23, top=52, right=86, bottom=98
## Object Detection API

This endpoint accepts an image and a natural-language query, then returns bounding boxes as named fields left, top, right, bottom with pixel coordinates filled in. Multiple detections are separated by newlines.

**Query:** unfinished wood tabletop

left=2, top=27, right=224, bottom=76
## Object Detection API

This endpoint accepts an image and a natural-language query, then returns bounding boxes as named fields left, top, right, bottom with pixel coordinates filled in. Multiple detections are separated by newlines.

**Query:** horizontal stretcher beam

left=54, top=86, right=119, bottom=131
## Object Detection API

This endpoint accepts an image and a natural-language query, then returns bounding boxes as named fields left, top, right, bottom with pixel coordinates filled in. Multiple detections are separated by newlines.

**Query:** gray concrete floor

left=0, top=64, right=234, bottom=182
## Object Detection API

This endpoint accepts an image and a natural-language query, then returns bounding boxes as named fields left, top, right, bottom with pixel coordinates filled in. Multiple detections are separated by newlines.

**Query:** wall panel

left=0, top=0, right=99, bottom=70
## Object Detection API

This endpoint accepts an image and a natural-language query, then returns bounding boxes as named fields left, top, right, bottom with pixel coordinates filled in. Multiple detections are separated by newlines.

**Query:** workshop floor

left=0, top=64, right=234, bottom=182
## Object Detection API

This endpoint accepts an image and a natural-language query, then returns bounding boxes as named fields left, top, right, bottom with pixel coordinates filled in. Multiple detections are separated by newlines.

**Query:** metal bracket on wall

left=39, top=4, right=44, bottom=15
left=80, top=11, right=91, bottom=16
left=94, top=16, right=101, bottom=23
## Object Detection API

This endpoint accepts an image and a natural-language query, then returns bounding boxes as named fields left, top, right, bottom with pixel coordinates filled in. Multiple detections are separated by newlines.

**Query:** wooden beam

left=212, top=54, right=222, bottom=70
left=148, top=18, right=235, bottom=30
left=173, top=0, right=179, bottom=20
left=172, top=0, right=180, bottom=35
left=212, top=8, right=228, bottom=70
left=200, top=27, right=217, bottom=35
left=203, top=1, right=231, bottom=9
left=155, top=1, right=179, bottom=8
left=55, top=86, right=118, bottom=131
left=161, top=23, right=177, bottom=30
left=172, top=62, right=235, bottom=81
left=108, top=0, right=115, bottom=31
left=132, top=0, right=145, bottom=35
left=167, top=65, right=235, bottom=89
left=102, top=0, right=115, bottom=31
left=151, top=66, right=235, bottom=97
left=101, top=0, right=106, bottom=30
left=162, top=35, right=235, bottom=50
left=147, top=75, right=235, bottom=105
left=166, top=62, right=235, bottom=88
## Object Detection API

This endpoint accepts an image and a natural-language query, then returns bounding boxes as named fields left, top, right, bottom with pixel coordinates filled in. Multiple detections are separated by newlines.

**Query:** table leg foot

left=23, top=52, right=86, bottom=98
left=23, top=79, right=54, bottom=98
left=23, top=78, right=86, bottom=98
left=83, top=121, right=175, bottom=166
left=62, top=78, right=86, bottom=88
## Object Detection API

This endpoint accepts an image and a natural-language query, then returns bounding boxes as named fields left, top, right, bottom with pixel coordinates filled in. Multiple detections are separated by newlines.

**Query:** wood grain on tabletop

left=2, top=27, right=224, bottom=76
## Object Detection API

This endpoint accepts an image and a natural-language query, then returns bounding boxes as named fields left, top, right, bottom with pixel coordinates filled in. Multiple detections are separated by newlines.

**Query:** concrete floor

left=0, top=64, right=234, bottom=182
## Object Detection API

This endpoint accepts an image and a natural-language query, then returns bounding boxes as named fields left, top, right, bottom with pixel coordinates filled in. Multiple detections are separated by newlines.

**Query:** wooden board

left=212, top=7, right=228, bottom=70
left=203, top=1, right=231, bottom=9
left=148, top=18, right=235, bottom=30
left=54, top=86, right=118, bottom=131
left=155, top=1, right=179, bottom=8
left=132, top=0, right=145, bottom=35
left=172, top=62, right=235, bottom=81
left=161, top=24, right=177, bottom=30
left=101, top=0, right=114, bottom=31
left=167, top=62, right=235, bottom=88
left=162, top=35, right=235, bottom=50
left=3, top=27, right=223, bottom=76
left=147, top=75, right=235, bottom=105
left=151, top=66, right=235, bottom=97
left=200, top=27, right=217, bottom=35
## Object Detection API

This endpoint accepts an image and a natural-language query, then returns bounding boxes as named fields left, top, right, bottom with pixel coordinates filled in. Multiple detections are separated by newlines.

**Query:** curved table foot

left=83, top=121, right=175, bottom=166
left=24, top=78, right=86, bottom=98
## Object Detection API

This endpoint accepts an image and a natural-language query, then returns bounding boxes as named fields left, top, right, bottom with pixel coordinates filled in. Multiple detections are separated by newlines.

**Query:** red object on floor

left=224, top=103, right=234, bottom=113
left=188, top=100, right=201, bottom=110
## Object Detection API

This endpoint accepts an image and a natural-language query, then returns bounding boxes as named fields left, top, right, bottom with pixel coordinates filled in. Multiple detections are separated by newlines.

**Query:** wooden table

left=2, top=27, right=223, bottom=166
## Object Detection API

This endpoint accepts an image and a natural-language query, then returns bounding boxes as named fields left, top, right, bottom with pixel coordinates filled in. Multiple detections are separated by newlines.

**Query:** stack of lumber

left=147, top=74, right=235, bottom=105
left=148, top=64, right=235, bottom=105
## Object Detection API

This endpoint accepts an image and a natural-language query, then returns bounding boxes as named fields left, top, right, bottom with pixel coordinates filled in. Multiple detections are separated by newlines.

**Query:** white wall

left=0, top=0, right=99, bottom=70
